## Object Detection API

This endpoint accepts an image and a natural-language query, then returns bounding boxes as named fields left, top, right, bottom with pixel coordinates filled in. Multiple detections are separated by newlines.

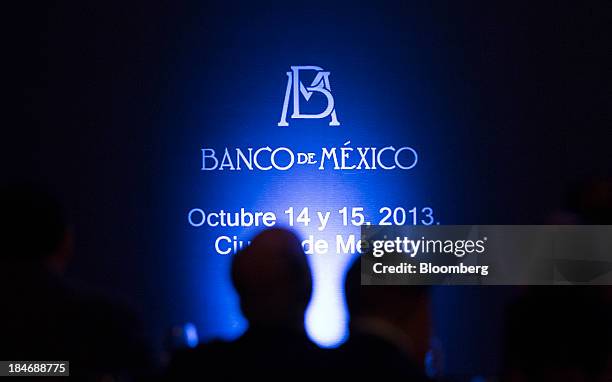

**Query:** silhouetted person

left=0, top=183, right=152, bottom=380
left=503, top=288, right=612, bottom=382
left=167, top=228, right=329, bottom=377
left=548, top=177, right=612, bottom=224
left=337, top=259, right=432, bottom=379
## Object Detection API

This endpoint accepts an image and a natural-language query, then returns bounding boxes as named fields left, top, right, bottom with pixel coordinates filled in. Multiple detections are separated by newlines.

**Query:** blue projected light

left=183, top=322, right=200, bottom=348
left=171, top=58, right=427, bottom=348
left=258, top=174, right=363, bottom=347
left=163, top=5, right=435, bottom=348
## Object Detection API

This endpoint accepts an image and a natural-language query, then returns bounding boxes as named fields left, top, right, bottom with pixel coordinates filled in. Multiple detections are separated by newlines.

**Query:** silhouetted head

left=559, top=177, right=612, bottom=224
left=344, top=258, right=431, bottom=364
left=231, top=228, right=312, bottom=328
left=0, top=183, right=72, bottom=271
left=503, top=288, right=612, bottom=382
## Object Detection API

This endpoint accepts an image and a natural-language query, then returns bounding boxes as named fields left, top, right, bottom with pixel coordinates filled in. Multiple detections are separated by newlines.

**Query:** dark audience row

left=0, top=183, right=610, bottom=381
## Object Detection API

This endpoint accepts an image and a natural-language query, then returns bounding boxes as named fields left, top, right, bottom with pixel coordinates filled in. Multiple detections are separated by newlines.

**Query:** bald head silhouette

left=231, top=228, right=312, bottom=328
left=167, top=229, right=323, bottom=378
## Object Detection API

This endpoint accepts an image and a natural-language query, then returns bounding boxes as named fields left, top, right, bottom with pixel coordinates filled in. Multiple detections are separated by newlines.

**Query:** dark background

left=5, top=0, right=611, bottom=376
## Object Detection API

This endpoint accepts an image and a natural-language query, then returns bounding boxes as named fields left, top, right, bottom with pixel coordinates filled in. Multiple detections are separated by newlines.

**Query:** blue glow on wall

left=157, top=2, right=449, bottom=349
left=183, top=322, right=200, bottom=348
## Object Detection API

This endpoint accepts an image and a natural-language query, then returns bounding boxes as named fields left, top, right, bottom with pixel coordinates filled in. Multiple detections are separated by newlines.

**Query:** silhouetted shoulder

left=166, top=340, right=234, bottom=378
left=337, top=332, right=432, bottom=380
left=0, top=265, right=152, bottom=378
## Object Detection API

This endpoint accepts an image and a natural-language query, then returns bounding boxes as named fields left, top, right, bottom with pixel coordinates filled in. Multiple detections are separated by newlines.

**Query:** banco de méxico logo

left=278, top=66, right=340, bottom=127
